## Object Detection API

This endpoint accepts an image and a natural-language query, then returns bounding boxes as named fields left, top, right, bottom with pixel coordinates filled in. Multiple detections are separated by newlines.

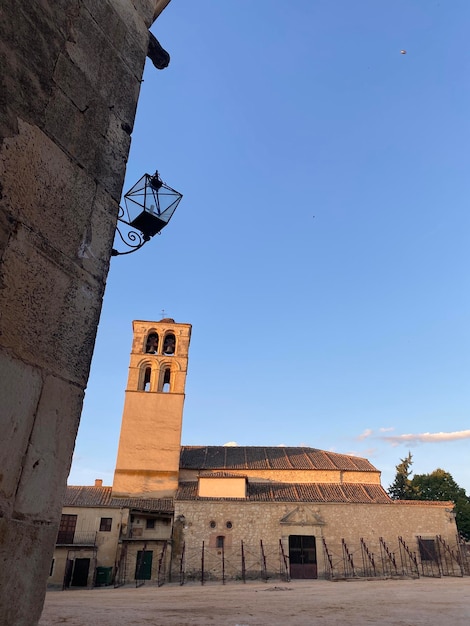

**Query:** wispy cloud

left=379, top=427, right=395, bottom=433
left=357, top=429, right=373, bottom=440
left=223, top=441, right=238, bottom=447
left=347, top=447, right=377, bottom=458
left=381, top=429, right=470, bottom=447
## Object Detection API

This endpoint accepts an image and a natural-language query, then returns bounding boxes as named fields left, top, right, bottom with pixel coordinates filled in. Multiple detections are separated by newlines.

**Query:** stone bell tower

left=113, top=318, right=191, bottom=498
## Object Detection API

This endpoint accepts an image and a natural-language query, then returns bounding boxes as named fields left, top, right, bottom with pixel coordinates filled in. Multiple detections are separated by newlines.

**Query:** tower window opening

left=142, top=367, right=151, bottom=391
left=162, top=367, right=171, bottom=392
left=163, top=333, right=176, bottom=355
left=145, top=333, right=159, bottom=354
left=216, top=536, right=225, bottom=549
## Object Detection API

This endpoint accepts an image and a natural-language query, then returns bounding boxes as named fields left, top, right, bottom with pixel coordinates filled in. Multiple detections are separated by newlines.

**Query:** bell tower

left=112, top=318, right=191, bottom=498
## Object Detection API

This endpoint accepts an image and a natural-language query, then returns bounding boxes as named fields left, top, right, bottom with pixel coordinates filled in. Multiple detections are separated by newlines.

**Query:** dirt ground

left=38, top=577, right=470, bottom=626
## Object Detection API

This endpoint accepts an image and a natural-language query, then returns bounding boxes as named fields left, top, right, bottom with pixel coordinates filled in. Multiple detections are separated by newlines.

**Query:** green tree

left=388, top=452, right=415, bottom=500
left=411, top=468, right=470, bottom=540
left=411, top=468, right=465, bottom=500
left=455, top=499, right=470, bottom=541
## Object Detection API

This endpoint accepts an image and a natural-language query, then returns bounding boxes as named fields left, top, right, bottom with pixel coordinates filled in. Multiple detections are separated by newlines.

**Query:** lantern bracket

left=112, top=170, right=182, bottom=256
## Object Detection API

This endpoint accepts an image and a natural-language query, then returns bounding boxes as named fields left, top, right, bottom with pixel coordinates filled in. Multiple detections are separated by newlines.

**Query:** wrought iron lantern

left=112, top=170, right=182, bottom=256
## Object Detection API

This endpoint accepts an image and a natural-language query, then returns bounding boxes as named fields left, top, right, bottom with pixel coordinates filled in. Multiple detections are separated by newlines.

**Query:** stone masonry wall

left=179, top=468, right=382, bottom=484
left=0, top=1, right=170, bottom=624
left=174, top=500, right=457, bottom=580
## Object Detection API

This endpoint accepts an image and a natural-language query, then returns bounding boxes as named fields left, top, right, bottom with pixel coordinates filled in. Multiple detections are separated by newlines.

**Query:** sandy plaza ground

left=38, top=577, right=470, bottom=626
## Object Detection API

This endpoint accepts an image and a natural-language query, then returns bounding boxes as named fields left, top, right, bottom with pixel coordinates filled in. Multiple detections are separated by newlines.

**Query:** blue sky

left=69, top=0, right=470, bottom=494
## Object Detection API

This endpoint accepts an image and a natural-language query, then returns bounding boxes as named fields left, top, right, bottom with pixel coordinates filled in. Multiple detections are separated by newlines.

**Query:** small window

left=163, top=333, right=176, bottom=355
left=146, top=333, right=159, bottom=354
left=146, top=519, right=155, bottom=529
left=226, top=521, right=233, bottom=529
left=209, top=520, right=216, bottom=529
left=216, top=536, right=225, bottom=549
left=99, top=517, right=112, bottom=532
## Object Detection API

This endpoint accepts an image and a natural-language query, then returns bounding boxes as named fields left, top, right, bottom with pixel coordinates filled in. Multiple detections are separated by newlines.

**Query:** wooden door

left=289, top=535, right=317, bottom=579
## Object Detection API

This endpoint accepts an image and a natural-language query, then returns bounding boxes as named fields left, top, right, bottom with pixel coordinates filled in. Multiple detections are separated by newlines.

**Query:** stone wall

left=0, top=1, right=170, bottom=623
left=174, top=500, right=458, bottom=579
left=179, top=468, right=382, bottom=484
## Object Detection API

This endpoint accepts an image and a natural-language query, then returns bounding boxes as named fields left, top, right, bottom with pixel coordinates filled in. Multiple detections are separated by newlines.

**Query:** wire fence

left=322, top=534, right=469, bottom=580
left=113, top=535, right=469, bottom=587
left=177, top=540, right=289, bottom=584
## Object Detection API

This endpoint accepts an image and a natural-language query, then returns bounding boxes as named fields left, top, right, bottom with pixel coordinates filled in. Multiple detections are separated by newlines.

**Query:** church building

left=48, top=318, right=462, bottom=587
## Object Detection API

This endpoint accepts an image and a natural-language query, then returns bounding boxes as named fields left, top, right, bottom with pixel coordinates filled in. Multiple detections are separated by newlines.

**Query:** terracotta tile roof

left=110, top=497, right=174, bottom=513
left=65, top=486, right=113, bottom=506
left=64, top=486, right=174, bottom=512
left=175, top=481, right=392, bottom=504
left=390, top=499, right=453, bottom=507
left=180, top=446, right=378, bottom=472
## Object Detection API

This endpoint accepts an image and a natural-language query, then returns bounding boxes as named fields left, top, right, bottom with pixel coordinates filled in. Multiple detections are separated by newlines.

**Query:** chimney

left=94, top=479, right=103, bottom=487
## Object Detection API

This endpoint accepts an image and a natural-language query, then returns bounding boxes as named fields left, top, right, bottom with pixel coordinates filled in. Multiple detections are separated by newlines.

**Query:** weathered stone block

left=53, top=52, right=95, bottom=113
left=14, top=375, right=83, bottom=520
left=78, top=185, right=118, bottom=279
left=94, top=134, right=130, bottom=201
left=45, top=88, right=110, bottom=172
left=0, top=120, right=97, bottom=256
left=44, top=72, right=133, bottom=202
left=82, top=0, right=149, bottom=71
left=0, top=208, right=15, bottom=261
left=132, top=0, right=167, bottom=27
left=107, top=110, right=133, bottom=160
left=0, top=1, right=66, bottom=135
left=0, top=226, right=105, bottom=385
left=0, top=353, right=43, bottom=505
left=65, top=10, right=142, bottom=125
left=0, top=517, right=58, bottom=626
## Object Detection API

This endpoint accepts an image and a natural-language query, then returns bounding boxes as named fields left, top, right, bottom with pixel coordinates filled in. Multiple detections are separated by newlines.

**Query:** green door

left=135, top=550, right=153, bottom=580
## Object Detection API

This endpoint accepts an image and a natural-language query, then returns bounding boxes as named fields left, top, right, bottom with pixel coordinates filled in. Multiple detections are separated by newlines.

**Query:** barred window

left=99, top=517, right=112, bottom=532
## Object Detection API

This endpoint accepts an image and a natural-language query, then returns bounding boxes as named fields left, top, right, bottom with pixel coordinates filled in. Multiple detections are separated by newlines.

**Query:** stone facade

left=173, top=499, right=456, bottom=580
left=0, top=2, right=171, bottom=624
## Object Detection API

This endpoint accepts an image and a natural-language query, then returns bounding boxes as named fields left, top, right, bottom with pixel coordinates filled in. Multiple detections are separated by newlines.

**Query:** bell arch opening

left=162, top=332, right=176, bottom=355
left=141, top=366, right=152, bottom=392
left=159, top=366, right=171, bottom=392
left=145, top=332, right=159, bottom=354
